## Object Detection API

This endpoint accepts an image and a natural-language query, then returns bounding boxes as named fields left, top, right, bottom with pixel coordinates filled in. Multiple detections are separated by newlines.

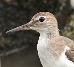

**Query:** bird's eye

left=39, top=17, right=45, bottom=22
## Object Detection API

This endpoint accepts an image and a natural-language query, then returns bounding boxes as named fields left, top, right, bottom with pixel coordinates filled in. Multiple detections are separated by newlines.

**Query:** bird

left=6, top=12, right=74, bottom=67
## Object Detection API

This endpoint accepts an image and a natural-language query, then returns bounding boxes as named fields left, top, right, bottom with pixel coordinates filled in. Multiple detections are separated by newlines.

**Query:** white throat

left=37, top=32, right=74, bottom=67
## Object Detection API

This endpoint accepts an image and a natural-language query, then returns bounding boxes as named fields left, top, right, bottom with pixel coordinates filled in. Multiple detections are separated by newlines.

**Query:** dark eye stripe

left=39, top=17, right=45, bottom=22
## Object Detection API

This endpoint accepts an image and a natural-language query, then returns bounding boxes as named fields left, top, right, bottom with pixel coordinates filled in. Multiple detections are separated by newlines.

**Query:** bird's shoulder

left=50, top=36, right=74, bottom=62
left=51, top=36, right=74, bottom=49
left=60, top=36, right=74, bottom=49
left=59, top=36, right=74, bottom=62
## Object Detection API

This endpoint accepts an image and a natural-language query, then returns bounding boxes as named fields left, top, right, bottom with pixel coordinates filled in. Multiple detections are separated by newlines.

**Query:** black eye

left=39, top=17, right=45, bottom=22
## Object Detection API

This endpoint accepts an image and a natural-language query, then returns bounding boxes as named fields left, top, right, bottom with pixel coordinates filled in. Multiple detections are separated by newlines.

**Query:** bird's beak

left=6, top=21, right=33, bottom=34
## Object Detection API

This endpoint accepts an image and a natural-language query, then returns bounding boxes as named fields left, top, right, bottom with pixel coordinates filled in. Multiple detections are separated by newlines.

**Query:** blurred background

left=0, top=0, right=74, bottom=67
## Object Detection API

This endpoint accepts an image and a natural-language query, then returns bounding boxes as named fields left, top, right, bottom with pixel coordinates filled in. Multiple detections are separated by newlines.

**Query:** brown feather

left=65, top=50, right=74, bottom=62
left=50, top=36, right=74, bottom=61
left=61, top=36, right=74, bottom=62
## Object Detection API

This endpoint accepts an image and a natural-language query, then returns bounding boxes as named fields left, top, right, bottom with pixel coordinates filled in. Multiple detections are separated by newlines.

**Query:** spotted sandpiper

left=6, top=12, right=74, bottom=67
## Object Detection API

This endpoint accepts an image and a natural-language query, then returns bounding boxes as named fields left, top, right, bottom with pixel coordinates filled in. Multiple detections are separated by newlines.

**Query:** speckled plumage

left=6, top=12, right=74, bottom=67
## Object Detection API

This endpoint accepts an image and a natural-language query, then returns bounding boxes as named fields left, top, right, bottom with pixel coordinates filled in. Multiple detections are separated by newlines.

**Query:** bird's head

left=6, top=12, right=59, bottom=34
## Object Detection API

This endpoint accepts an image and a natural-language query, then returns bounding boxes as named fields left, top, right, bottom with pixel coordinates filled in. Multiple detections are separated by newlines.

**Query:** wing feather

left=61, top=36, right=74, bottom=62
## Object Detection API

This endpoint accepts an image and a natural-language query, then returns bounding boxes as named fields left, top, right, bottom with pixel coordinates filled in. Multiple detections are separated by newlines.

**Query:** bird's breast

left=37, top=35, right=57, bottom=67
left=37, top=35, right=74, bottom=67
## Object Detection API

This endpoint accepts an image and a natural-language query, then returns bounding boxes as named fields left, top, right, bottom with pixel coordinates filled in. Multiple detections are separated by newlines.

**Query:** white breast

left=37, top=34, right=74, bottom=67
left=37, top=33, right=58, bottom=67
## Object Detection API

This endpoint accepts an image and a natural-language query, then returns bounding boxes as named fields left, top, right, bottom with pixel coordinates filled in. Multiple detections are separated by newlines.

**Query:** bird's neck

left=37, top=29, right=60, bottom=48
left=40, top=28, right=59, bottom=39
